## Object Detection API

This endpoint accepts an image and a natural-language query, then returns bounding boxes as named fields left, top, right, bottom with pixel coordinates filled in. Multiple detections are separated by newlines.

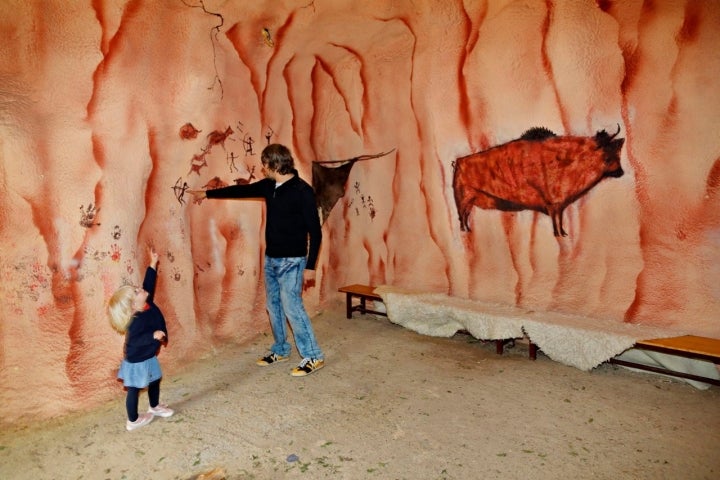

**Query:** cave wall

left=1, top=0, right=719, bottom=424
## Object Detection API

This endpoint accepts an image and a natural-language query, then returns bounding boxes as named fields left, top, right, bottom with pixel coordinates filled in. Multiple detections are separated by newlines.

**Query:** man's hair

left=261, top=144, right=295, bottom=175
left=107, top=286, right=135, bottom=333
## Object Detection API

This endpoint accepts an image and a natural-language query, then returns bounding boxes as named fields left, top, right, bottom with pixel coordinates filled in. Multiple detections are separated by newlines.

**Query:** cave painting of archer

left=452, top=126, right=625, bottom=237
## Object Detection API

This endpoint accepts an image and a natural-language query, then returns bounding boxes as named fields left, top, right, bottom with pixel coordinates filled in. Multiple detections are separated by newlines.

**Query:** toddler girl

left=107, top=246, right=174, bottom=431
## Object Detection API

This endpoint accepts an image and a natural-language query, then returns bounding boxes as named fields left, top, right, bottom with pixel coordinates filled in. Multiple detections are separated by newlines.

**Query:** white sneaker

left=148, top=403, right=174, bottom=418
left=126, top=412, right=154, bottom=431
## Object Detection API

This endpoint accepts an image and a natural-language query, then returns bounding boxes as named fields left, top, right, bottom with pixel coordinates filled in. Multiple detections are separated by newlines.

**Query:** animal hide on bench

left=374, top=286, right=684, bottom=373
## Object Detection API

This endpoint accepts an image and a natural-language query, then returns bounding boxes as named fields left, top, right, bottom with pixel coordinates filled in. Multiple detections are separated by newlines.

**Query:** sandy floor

left=1, top=303, right=719, bottom=480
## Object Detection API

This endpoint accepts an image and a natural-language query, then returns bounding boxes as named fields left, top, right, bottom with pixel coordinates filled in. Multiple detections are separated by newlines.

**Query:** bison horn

left=609, top=123, right=621, bottom=140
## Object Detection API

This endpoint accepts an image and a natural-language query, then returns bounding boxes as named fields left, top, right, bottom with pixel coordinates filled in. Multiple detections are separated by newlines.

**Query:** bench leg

left=342, top=291, right=385, bottom=318
left=495, top=340, right=504, bottom=355
left=345, top=293, right=353, bottom=319
left=529, top=342, right=537, bottom=360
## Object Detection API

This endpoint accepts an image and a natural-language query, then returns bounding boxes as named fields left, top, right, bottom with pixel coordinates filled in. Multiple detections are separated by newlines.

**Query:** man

left=188, top=144, right=324, bottom=376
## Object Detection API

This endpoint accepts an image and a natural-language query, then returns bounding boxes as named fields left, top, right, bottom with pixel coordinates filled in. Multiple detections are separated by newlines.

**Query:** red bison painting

left=453, top=126, right=625, bottom=236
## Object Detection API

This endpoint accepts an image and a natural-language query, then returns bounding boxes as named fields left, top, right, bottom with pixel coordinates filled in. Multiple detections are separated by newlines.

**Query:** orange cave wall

left=1, top=0, right=719, bottom=425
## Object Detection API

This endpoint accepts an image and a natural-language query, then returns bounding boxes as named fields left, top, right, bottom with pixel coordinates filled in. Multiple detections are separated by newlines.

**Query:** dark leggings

left=126, top=379, right=161, bottom=422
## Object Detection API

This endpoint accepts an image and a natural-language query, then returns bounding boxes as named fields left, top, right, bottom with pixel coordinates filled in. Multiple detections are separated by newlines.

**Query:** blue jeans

left=264, top=255, right=324, bottom=360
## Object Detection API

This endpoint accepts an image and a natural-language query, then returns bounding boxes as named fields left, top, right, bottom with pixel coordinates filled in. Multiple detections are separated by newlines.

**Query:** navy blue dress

left=117, top=266, right=168, bottom=388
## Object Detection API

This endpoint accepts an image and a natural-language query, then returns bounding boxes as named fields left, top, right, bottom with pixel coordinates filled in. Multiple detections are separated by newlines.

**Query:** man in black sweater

left=189, top=144, right=325, bottom=376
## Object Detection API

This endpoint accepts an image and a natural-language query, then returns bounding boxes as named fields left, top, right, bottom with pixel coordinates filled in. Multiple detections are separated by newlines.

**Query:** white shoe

left=148, top=403, right=174, bottom=418
left=126, top=412, right=154, bottom=431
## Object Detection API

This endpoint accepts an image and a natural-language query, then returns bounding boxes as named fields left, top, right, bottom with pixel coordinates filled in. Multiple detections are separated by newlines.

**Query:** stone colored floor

left=1, top=304, right=719, bottom=479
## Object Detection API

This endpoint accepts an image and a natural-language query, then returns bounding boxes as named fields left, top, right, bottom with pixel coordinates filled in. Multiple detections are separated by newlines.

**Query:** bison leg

left=557, top=206, right=568, bottom=236
left=457, top=194, right=486, bottom=232
left=548, top=205, right=568, bottom=237
left=457, top=191, right=508, bottom=232
left=454, top=187, right=475, bottom=232
left=457, top=205, right=471, bottom=231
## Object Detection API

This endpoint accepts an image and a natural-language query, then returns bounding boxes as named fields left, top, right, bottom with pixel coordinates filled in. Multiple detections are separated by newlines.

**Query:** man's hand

left=302, top=269, right=316, bottom=291
left=187, top=189, right=207, bottom=205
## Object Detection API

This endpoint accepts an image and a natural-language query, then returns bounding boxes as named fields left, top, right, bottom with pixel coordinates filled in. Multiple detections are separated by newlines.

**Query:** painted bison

left=453, top=126, right=625, bottom=236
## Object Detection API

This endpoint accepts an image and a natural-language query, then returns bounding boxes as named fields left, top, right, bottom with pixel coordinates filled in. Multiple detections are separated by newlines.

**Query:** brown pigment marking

left=26, top=194, right=83, bottom=378
left=329, top=43, right=369, bottom=133
left=86, top=0, right=144, bottom=120
left=91, top=0, right=110, bottom=56
left=283, top=55, right=302, bottom=158
left=501, top=213, right=524, bottom=305
left=677, top=2, right=701, bottom=44
left=261, top=14, right=296, bottom=112
left=65, top=254, right=91, bottom=386
left=315, top=55, right=361, bottom=137
left=459, top=1, right=490, bottom=152
left=460, top=224, right=478, bottom=295
left=541, top=0, right=570, bottom=133
left=91, top=133, right=106, bottom=169
left=309, top=60, right=323, bottom=160
left=626, top=250, right=685, bottom=325
left=213, top=224, right=239, bottom=332
left=31, top=4, right=50, bottom=60
left=145, top=127, right=162, bottom=214
left=547, top=235, right=573, bottom=311
left=457, top=11, right=473, bottom=137
left=619, top=45, right=640, bottom=95
left=378, top=255, right=387, bottom=286
left=363, top=238, right=377, bottom=286
left=706, top=158, right=720, bottom=196
left=617, top=2, right=656, bottom=324
left=225, top=23, right=263, bottom=109
left=596, top=0, right=613, bottom=13
left=660, top=95, right=679, bottom=134
left=528, top=212, right=540, bottom=278
left=642, top=0, right=659, bottom=16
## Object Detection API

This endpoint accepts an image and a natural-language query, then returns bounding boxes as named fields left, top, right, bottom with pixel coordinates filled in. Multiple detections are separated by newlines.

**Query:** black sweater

left=124, top=267, right=168, bottom=363
left=206, top=172, right=322, bottom=269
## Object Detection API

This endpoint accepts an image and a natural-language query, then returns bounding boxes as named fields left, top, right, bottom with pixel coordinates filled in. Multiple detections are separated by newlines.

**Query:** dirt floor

left=1, top=303, right=719, bottom=480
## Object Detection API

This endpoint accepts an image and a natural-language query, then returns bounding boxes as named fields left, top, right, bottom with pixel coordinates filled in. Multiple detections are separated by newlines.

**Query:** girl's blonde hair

left=107, top=286, right=136, bottom=333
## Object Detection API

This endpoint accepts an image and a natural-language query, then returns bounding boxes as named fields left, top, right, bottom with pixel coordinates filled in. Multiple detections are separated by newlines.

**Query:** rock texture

left=0, top=1, right=719, bottom=423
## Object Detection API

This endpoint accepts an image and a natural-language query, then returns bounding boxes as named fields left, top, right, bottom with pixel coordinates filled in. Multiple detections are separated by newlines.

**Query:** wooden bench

left=338, top=284, right=387, bottom=319
left=337, top=286, right=720, bottom=385
left=609, top=335, right=720, bottom=386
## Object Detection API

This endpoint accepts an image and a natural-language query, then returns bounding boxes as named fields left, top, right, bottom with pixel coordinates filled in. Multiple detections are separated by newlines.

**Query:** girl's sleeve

left=142, top=266, right=158, bottom=303
left=131, top=330, right=160, bottom=349
left=161, top=315, right=169, bottom=344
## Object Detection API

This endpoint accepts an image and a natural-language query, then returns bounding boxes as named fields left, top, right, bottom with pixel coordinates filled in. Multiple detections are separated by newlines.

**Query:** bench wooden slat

left=635, top=335, right=720, bottom=363
left=338, top=284, right=383, bottom=300
left=610, top=334, right=720, bottom=386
